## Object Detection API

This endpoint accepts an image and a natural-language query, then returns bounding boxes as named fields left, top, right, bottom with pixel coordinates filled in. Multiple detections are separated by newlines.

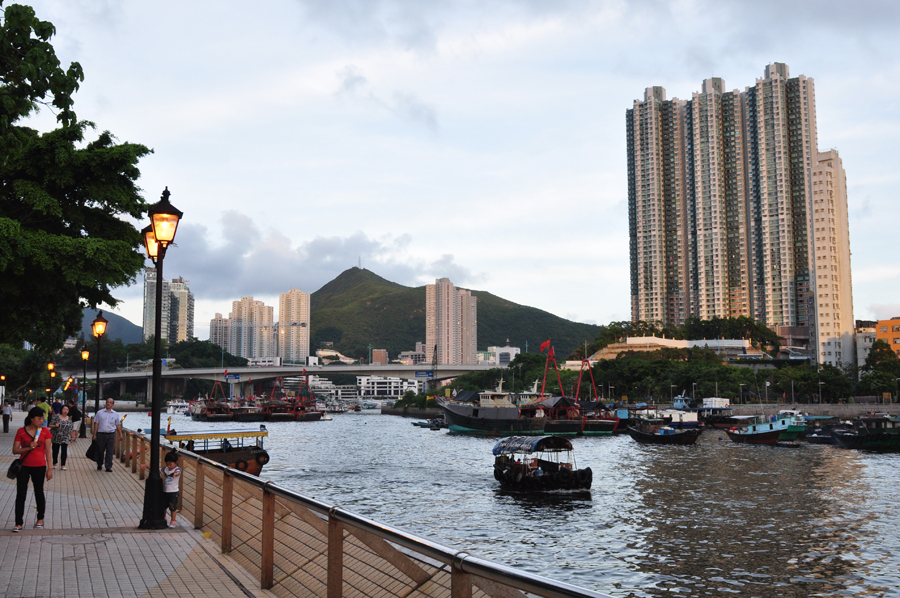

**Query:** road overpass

left=99, top=363, right=494, bottom=384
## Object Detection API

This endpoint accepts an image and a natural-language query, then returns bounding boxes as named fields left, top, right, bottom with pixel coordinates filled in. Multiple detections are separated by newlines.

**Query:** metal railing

left=116, top=426, right=612, bottom=598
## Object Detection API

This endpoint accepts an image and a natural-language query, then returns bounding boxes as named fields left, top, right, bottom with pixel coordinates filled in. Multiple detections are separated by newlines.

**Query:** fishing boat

left=189, top=399, right=233, bottom=421
left=492, top=436, right=592, bottom=492
left=627, top=415, right=702, bottom=444
left=832, top=414, right=900, bottom=451
left=439, top=388, right=545, bottom=436
left=725, top=414, right=806, bottom=446
left=165, top=427, right=270, bottom=475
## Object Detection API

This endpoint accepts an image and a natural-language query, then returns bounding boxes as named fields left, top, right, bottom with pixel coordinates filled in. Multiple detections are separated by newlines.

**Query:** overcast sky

left=23, top=0, right=900, bottom=341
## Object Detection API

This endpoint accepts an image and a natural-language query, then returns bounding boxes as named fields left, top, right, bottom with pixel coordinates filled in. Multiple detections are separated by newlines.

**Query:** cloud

left=866, top=304, right=900, bottom=320
left=160, top=211, right=483, bottom=300
left=336, top=65, right=438, bottom=132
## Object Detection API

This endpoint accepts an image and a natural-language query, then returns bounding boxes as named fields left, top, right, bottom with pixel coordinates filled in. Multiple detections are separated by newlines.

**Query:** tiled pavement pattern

left=0, top=411, right=273, bottom=598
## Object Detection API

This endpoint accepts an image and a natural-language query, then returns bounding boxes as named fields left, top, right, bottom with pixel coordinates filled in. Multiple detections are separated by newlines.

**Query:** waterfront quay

left=1, top=411, right=609, bottom=598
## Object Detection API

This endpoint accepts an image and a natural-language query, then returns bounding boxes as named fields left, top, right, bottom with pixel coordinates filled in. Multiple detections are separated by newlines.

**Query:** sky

left=21, top=0, right=900, bottom=341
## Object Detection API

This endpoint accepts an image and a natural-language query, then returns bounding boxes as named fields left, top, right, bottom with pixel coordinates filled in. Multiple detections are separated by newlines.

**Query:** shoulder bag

left=7, top=429, right=41, bottom=479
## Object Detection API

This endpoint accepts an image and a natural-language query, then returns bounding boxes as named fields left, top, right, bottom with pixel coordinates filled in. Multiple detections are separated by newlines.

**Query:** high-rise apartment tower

left=277, top=289, right=310, bottom=364
left=627, top=63, right=853, bottom=366
left=425, top=278, right=478, bottom=365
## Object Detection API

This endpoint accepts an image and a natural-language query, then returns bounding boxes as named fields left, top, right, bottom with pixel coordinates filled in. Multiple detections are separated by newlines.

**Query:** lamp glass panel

left=92, top=320, right=107, bottom=338
left=151, top=212, right=179, bottom=243
left=143, top=228, right=160, bottom=259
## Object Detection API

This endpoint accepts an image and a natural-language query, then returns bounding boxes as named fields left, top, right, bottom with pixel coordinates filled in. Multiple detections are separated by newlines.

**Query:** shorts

left=165, top=492, right=179, bottom=513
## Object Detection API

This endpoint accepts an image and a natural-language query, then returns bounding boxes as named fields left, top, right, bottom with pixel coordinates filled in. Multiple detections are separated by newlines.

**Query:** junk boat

left=166, top=400, right=190, bottom=415
left=165, top=427, right=270, bottom=475
left=627, top=414, right=702, bottom=445
left=492, top=435, right=592, bottom=491
left=725, top=414, right=806, bottom=445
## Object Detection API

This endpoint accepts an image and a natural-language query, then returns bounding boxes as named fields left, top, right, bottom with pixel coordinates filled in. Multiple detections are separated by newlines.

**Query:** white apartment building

left=278, top=289, right=310, bottom=364
left=357, top=376, right=419, bottom=399
left=481, top=345, right=521, bottom=366
left=425, top=278, right=478, bottom=365
left=210, top=297, right=275, bottom=360
left=811, top=150, right=855, bottom=369
left=168, top=277, right=194, bottom=342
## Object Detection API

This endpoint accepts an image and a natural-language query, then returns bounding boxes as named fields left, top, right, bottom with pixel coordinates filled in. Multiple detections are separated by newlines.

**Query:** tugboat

left=492, top=435, right=592, bottom=491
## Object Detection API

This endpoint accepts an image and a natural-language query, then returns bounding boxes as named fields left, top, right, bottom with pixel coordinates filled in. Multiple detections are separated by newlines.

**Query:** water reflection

left=127, top=412, right=900, bottom=597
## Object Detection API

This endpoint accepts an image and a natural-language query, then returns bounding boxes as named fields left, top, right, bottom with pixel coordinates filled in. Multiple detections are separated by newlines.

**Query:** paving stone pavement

left=1, top=410, right=274, bottom=598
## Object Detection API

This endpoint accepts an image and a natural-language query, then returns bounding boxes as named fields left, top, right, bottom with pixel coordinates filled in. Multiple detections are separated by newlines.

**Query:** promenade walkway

left=0, top=411, right=272, bottom=598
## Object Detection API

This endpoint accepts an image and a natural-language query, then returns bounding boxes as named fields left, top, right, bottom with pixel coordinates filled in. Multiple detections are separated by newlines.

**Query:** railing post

left=261, top=486, right=275, bottom=589
left=177, top=455, right=184, bottom=511
left=221, top=473, right=233, bottom=553
left=139, top=436, right=146, bottom=480
left=125, top=433, right=132, bottom=468
left=451, top=557, right=473, bottom=598
left=131, top=434, right=137, bottom=473
left=118, top=431, right=125, bottom=461
left=327, top=511, right=344, bottom=598
left=194, top=461, right=205, bottom=529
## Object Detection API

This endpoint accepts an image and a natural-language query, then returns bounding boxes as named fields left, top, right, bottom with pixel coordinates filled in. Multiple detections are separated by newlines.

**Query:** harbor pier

left=1, top=411, right=610, bottom=598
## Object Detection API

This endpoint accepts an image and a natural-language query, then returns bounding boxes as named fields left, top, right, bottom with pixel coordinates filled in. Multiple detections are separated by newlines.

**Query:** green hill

left=310, top=268, right=601, bottom=360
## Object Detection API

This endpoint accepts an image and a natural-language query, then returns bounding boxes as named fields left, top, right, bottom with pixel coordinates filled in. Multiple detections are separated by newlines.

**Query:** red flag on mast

left=540, top=339, right=551, bottom=353
left=548, top=347, right=555, bottom=358
left=223, top=369, right=228, bottom=376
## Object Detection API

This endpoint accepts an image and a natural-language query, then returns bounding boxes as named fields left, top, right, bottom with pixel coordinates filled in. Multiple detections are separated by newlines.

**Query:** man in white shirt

left=2, top=400, right=12, bottom=433
left=92, top=398, right=121, bottom=472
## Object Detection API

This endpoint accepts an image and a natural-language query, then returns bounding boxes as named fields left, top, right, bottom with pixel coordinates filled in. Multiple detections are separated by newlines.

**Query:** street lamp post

left=692, top=382, right=697, bottom=399
left=79, top=349, right=89, bottom=437
left=92, top=312, right=108, bottom=414
left=139, top=187, right=182, bottom=530
left=48, top=363, right=55, bottom=402
left=818, top=381, right=825, bottom=404
left=670, top=384, right=676, bottom=403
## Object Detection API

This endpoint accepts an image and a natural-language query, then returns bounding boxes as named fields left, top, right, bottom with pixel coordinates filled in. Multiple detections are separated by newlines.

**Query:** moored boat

left=492, top=435, right=592, bottom=492
left=725, top=414, right=806, bottom=445
left=627, top=416, right=702, bottom=445
left=832, top=415, right=900, bottom=451
left=165, top=428, right=270, bottom=475
left=189, top=400, right=233, bottom=421
left=439, top=389, right=546, bottom=436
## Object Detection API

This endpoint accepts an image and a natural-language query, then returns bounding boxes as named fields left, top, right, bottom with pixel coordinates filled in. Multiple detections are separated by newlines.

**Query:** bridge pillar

left=120, top=381, right=127, bottom=395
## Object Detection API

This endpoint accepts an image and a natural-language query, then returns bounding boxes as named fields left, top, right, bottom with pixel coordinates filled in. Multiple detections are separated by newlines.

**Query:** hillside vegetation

left=310, top=268, right=601, bottom=359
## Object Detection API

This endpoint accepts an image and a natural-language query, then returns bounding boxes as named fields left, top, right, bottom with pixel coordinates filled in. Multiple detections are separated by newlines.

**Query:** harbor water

left=131, top=411, right=900, bottom=597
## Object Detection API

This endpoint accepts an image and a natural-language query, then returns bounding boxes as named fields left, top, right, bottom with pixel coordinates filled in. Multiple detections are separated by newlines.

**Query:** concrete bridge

left=87, top=363, right=496, bottom=401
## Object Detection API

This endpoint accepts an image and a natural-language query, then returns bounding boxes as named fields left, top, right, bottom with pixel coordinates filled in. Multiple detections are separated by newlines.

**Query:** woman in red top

left=12, top=407, right=53, bottom=532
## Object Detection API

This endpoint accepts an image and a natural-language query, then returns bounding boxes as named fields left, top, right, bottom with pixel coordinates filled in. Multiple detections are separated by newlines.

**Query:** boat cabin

left=163, top=427, right=270, bottom=475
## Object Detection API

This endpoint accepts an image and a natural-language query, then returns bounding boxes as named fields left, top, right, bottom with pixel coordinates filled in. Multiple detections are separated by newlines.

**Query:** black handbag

left=85, top=440, right=97, bottom=460
left=6, top=458, right=23, bottom=479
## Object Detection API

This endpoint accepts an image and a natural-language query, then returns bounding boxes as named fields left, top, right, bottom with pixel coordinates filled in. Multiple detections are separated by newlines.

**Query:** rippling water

left=131, top=412, right=900, bottom=597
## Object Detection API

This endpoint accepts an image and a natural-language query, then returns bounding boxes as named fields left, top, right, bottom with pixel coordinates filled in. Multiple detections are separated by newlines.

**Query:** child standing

left=143, top=452, right=181, bottom=527
left=161, top=452, right=181, bottom=527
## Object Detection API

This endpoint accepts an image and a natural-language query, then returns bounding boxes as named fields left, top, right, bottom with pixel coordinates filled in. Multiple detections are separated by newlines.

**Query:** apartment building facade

left=425, top=278, right=478, bottom=365
left=627, top=63, right=853, bottom=367
left=143, top=269, right=194, bottom=343
left=277, top=289, right=310, bottom=364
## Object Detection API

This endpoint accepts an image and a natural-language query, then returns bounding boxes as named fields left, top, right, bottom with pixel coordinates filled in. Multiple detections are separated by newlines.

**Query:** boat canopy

left=163, top=429, right=268, bottom=442
left=492, top=435, right=574, bottom=456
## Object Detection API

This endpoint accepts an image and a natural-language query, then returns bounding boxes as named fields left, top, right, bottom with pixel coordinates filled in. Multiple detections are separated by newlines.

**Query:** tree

left=862, top=340, right=900, bottom=376
left=0, top=2, right=151, bottom=350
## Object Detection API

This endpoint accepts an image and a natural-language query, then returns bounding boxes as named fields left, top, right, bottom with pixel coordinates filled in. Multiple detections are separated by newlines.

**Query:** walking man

left=2, top=400, right=12, bottom=433
left=92, top=398, right=121, bottom=472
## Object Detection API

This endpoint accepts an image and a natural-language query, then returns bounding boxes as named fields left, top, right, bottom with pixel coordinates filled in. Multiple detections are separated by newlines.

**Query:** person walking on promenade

left=51, top=398, right=62, bottom=415
left=37, top=398, right=51, bottom=427
left=92, top=398, right=121, bottom=472
left=2, top=400, right=12, bottom=433
left=11, top=407, right=53, bottom=532
left=67, top=400, right=82, bottom=425
left=49, top=405, right=77, bottom=469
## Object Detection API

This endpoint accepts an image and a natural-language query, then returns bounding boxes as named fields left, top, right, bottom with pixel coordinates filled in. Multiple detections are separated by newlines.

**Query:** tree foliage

left=862, top=339, right=900, bottom=376
left=0, top=2, right=151, bottom=350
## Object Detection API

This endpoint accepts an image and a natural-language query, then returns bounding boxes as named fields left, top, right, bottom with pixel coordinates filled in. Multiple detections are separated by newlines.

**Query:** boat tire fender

left=576, top=468, right=589, bottom=485
left=494, top=468, right=503, bottom=481
left=558, top=467, right=573, bottom=487
left=235, top=459, right=249, bottom=472
left=256, top=453, right=270, bottom=466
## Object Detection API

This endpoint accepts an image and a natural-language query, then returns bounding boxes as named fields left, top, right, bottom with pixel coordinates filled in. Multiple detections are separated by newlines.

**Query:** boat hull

left=494, top=466, right=592, bottom=492
left=725, top=428, right=802, bottom=445
left=628, top=426, right=701, bottom=445
left=196, top=448, right=269, bottom=476
left=440, top=402, right=546, bottom=436
left=832, top=431, right=900, bottom=451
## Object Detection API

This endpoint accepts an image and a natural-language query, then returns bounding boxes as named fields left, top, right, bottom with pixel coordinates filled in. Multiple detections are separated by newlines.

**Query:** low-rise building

left=357, top=376, right=419, bottom=399
left=875, top=317, right=900, bottom=357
